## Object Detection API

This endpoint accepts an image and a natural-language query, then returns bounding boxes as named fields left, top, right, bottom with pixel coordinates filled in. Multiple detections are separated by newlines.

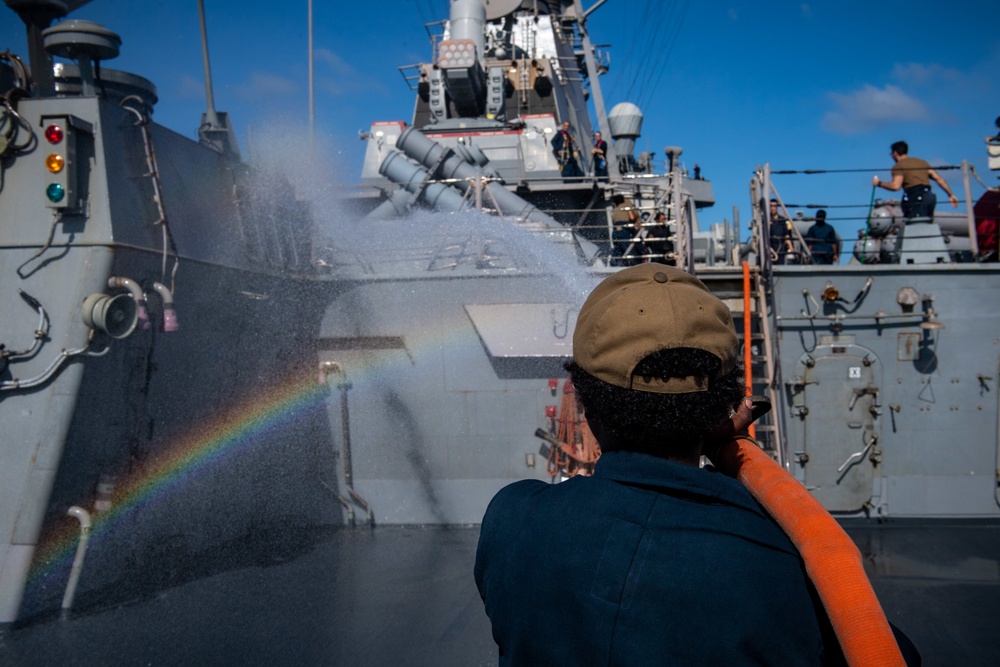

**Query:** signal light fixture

left=44, top=124, right=64, bottom=145
left=42, top=119, right=76, bottom=208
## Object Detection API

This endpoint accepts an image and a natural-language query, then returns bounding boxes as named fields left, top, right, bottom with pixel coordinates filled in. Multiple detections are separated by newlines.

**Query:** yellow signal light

left=46, top=153, right=65, bottom=173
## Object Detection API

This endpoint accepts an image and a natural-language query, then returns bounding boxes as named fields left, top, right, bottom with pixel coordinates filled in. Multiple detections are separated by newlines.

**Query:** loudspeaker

left=81, top=293, right=138, bottom=339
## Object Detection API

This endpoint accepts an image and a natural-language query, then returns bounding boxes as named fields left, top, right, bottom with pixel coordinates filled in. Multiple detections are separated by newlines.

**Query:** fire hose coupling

left=149, top=282, right=179, bottom=332
left=108, top=276, right=149, bottom=330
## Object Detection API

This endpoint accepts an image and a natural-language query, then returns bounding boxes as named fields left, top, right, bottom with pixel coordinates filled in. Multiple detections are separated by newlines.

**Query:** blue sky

left=3, top=0, right=998, bottom=242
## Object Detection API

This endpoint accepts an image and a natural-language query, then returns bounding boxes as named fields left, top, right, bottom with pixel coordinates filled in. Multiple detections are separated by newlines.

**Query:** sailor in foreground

left=475, top=264, right=918, bottom=665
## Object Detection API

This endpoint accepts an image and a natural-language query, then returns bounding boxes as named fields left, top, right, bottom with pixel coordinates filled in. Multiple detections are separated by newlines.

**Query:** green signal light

left=46, top=183, right=66, bottom=203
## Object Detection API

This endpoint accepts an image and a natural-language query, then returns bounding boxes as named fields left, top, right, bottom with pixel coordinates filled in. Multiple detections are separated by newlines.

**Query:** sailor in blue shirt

left=475, top=264, right=843, bottom=665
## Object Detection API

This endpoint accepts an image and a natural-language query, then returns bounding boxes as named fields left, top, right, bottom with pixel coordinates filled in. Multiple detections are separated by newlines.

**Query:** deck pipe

left=316, top=362, right=374, bottom=527
left=150, top=282, right=179, bottom=332
left=378, top=151, right=468, bottom=213
left=339, top=380, right=375, bottom=527
left=61, top=506, right=91, bottom=619
left=108, top=276, right=149, bottom=330
left=316, top=362, right=356, bottom=526
left=394, top=126, right=562, bottom=228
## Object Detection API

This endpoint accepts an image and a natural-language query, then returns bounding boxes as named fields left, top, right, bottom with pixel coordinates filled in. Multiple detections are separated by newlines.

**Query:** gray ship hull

left=1, top=88, right=343, bottom=621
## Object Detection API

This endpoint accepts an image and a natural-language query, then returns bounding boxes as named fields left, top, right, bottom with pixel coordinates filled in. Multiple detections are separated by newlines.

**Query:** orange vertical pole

left=742, top=261, right=755, bottom=439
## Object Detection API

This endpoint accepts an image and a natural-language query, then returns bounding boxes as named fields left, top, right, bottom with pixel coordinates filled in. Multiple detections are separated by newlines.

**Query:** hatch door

left=799, top=344, right=881, bottom=512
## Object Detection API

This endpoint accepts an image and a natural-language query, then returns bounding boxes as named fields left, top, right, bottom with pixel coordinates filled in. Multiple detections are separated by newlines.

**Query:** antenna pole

left=308, top=0, right=315, bottom=141
left=197, top=0, right=219, bottom=129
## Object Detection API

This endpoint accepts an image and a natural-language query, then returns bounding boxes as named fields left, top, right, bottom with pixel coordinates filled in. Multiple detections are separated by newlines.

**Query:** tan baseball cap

left=573, top=263, right=740, bottom=394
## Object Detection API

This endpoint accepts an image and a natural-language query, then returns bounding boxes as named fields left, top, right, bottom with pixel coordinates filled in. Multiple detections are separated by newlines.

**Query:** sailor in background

left=873, top=140, right=958, bottom=219
left=551, top=121, right=583, bottom=180
left=610, top=194, right=640, bottom=266
left=975, top=189, right=999, bottom=261
left=806, top=209, right=841, bottom=264
left=645, top=211, right=673, bottom=264
left=767, top=199, right=794, bottom=264
left=591, top=131, right=609, bottom=180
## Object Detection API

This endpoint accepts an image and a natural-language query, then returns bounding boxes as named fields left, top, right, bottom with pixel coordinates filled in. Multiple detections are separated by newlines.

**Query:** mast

left=308, top=0, right=315, bottom=141
left=196, top=0, right=241, bottom=159
left=575, top=0, right=615, bottom=178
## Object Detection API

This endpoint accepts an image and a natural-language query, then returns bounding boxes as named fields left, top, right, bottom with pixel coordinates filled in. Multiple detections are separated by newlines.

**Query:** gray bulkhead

left=772, top=265, right=1000, bottom=517
left=1, top=84, right=339, bottom=621
left=1, top=95, right=117, bottom=622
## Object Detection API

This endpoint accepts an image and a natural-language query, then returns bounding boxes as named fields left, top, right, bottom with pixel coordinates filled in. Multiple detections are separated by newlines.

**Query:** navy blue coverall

left=475, top=450, right=844, bottom=665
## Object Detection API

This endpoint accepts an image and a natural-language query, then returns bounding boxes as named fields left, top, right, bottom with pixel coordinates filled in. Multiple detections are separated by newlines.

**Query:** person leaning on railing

left=767, top=199, right=795, bottom=264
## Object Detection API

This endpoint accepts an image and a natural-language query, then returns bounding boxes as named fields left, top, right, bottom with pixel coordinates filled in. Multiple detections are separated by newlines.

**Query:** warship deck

left=0, top=521, right=998, bottom=666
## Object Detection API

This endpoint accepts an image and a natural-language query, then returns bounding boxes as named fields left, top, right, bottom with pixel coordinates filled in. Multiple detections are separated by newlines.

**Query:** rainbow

left=28, top=373, right=332, bottom=589
left=25, top=305, right=495, bottom=597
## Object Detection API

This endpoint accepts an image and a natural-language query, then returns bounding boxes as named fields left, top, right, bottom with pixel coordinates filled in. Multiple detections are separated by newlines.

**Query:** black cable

left=636, top=0, right=690, bottom=112
left=772, top=165, right=962, bottom=175
left=783, top=203, right=892, bottom=209
left=627, top=0, right=672, bottom=104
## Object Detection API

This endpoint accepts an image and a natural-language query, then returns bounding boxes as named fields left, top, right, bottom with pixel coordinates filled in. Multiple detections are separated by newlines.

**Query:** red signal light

left=44, top=124, right=64, bottom=144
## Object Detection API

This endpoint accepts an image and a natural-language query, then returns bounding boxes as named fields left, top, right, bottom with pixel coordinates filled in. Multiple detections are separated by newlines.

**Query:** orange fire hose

left=713, top=436, right=905, bottom=667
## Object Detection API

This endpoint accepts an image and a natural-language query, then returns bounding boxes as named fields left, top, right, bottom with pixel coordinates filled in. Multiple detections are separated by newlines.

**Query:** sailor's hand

left=872, top=176, right=880, bottom=187
left=949, top=194, right=959, bottom=208
left=703, top=397, right=754, bottom=461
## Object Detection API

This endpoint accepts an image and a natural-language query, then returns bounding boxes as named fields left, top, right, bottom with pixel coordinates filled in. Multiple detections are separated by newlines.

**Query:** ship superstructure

left=337, top=0, right=1000, bottom=528
left=355, top=0, right=720, bottom=265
